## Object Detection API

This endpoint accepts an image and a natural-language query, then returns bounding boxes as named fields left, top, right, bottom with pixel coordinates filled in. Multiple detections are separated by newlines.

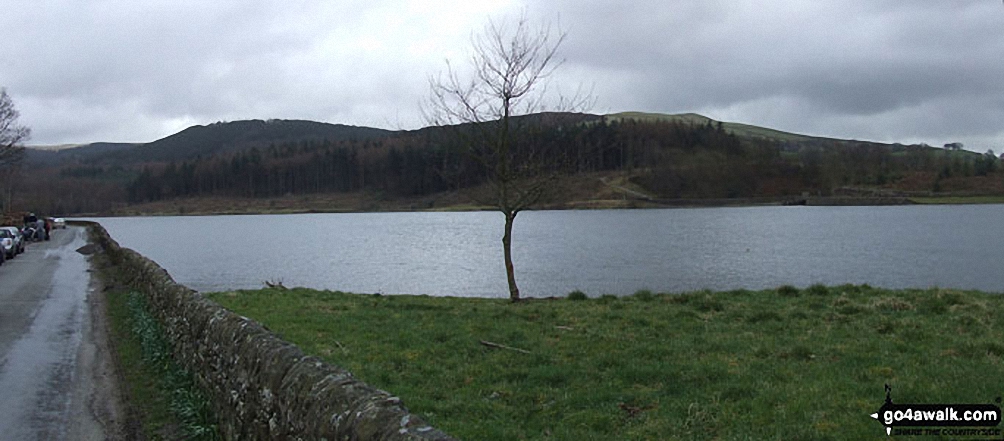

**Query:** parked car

left=0, top=226, right=24, bottom=255
left=0, top=230, right=14, bottom=260
left=53, top=217, right=66, bottom=229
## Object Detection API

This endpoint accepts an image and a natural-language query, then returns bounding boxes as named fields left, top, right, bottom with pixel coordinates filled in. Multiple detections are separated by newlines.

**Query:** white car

left=0, top=229, right=16, bottom=259
left=0, top=226, right=24, bottom=255
left=53, top=218, right=66, bottom=229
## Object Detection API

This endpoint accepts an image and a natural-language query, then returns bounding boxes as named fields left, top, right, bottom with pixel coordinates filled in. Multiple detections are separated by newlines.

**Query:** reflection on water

left=88, top=205, right=1004, bottom=297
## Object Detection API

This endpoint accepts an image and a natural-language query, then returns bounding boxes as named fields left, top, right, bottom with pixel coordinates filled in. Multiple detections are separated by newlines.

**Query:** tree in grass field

left=424, top=12, right=591, bottom=301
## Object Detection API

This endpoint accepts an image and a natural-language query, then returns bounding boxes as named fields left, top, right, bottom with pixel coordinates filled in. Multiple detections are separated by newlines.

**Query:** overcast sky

left=2, top=0, right=1002, bottom=151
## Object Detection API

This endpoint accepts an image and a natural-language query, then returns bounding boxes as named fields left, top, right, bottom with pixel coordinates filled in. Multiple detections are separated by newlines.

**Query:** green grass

left=125, top=292, right=219, bottom=440
left=106, top=286, right=180, bottom=438
left=208, top=286, right=1004, bottom=441
left=909, top=196, right=1004, bottom=205
left=98, top=252, right=218, bottom=440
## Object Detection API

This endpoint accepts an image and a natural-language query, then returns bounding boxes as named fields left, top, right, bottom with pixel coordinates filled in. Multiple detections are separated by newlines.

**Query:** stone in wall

left=84, top=222, right=458, bottom=441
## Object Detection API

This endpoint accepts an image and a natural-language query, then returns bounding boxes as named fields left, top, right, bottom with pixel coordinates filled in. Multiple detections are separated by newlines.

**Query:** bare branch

left=0, top=88, right=29, bottom=169
left=422, top=11, right=593, bottom=300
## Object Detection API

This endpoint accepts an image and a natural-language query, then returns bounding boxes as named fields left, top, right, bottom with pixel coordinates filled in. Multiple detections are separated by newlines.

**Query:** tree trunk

left=502, top=210, right=520, bottom=301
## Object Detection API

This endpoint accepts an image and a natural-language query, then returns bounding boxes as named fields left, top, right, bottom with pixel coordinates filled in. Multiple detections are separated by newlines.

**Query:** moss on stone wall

left=84, top=222, right=456, bottom=441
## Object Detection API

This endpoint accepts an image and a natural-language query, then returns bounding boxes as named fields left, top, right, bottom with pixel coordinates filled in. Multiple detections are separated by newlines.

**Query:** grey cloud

left=1, top=0, right=417, bottom=143
left=531, top=0, right=1004, bottom=147
left=2, top=0, right=1003, bottom=149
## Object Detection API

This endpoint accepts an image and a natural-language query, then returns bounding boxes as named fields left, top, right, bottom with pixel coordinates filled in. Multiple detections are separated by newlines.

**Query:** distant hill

left=106, top=119, right=394, bottom=163
left=28, top=144, right=85, bottom=151
left=605, top=111, right=884, bottom=149
left=26, top=142, right=141, bottom=166
left=27, top=119, right=395, bottom=167
left=19, top=110, right=1003, bottom=216
left=28, top=112, right=910, bottom=168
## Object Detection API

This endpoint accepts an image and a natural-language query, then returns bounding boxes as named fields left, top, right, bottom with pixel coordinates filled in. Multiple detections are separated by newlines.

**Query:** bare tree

left=0, top=88, right=30, bottom=213
left=425, top=13, right=590, bottom=301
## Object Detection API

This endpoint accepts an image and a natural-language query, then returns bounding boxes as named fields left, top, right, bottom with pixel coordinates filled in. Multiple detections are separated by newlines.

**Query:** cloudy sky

left=1, top=0, right=1002, bottom=151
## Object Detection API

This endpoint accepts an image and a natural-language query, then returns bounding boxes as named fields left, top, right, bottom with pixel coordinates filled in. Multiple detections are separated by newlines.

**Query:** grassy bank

left=208, top=285, right=1004, bottom=440
left=909, top=195, right=1004, bottom=205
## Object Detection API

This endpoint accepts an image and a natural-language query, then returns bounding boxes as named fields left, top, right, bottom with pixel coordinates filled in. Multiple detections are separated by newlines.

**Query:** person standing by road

left=36, top=219, right=46, bottom=241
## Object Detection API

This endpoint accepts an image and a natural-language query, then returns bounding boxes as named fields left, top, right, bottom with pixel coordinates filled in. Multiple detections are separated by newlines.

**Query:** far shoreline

left=67, top=194, right=1004, bottom=218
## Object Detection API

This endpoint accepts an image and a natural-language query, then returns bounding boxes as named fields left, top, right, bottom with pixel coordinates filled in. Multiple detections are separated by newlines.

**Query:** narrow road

left=0, top=226, right=123, bottom=440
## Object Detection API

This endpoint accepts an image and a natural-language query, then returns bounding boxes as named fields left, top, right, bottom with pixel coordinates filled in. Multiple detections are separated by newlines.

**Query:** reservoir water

left=88, top=205, right=1003, bottom=297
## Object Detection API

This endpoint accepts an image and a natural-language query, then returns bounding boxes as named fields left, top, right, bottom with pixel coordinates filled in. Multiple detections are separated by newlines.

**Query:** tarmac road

left=0, top=226, right=123, bottom=440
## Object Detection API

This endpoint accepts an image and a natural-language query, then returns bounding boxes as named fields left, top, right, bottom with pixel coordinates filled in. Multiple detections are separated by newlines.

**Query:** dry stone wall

left=86, top=222, right=457, bottom=441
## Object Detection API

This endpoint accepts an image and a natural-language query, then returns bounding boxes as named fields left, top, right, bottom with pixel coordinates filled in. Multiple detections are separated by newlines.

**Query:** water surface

left=89, top=205, right=1003, bottom=297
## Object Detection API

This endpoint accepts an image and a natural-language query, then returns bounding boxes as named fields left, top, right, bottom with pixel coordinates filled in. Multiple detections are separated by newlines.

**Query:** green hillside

left=18, top=110, right=1003, bottom=216
left=606, top=111, right=840, bottom=145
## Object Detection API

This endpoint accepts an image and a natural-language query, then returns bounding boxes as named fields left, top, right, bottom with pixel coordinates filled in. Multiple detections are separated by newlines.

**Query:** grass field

left=208, top=285, right=1004, bottom=440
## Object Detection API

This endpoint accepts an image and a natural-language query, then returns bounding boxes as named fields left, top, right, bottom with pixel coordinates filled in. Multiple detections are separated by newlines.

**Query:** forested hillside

left=16, top=113, right=1003, bottom=215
